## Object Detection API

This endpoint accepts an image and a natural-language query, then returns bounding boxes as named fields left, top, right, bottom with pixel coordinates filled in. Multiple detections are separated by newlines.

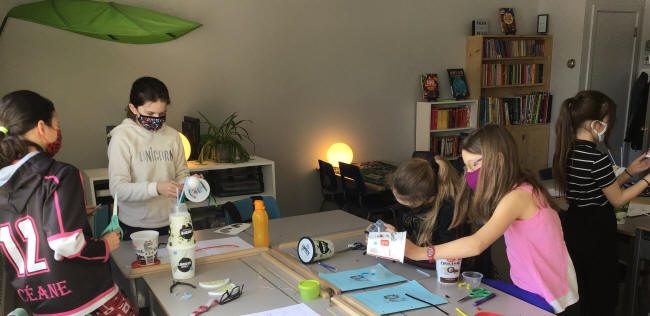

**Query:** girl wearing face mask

left=389, top=125, right=578, bottom=314
left=0, top=91, right=134, bottom=315
left=108, top=77, right=189, bottom=239
left=553, top=90, right=650, bottom=316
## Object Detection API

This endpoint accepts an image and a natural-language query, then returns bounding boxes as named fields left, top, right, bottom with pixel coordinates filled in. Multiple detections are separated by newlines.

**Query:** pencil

left=473, top=293, right=496, bottom=306
left=317, top=261, right=337, bottom=272
left=405, top=293, right=448, bottom=315
left=415, top=269, right=431, bottom=277
left=455, top=307, right=468, bottom=316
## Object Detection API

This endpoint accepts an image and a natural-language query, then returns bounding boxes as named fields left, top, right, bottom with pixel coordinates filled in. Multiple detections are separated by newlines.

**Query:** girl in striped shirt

left=553, top=90, right=650, bottom=316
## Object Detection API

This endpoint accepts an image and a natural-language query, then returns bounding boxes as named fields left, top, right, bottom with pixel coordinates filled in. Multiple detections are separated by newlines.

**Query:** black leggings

left=119, top=221, right=169, bottom=241
left=562, top=204, right=617, bottom=316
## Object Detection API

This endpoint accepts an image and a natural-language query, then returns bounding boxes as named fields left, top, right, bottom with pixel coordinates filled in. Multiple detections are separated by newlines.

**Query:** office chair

left=317, top=160, right=344, bottom=211
left=412, top=151, right=434, bottom=163
left=625, top=227, right=650, bottom=316
left=225, top=196, right=281, bottom=224
left=338, top=162, right=397, bottom=223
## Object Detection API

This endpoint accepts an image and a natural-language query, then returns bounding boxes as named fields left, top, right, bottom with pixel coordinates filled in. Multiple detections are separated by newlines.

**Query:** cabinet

left=466, top=35, right=553, bottom=172
left=415, top=99, right=478, bottom=159
left=82, top=156, right=276, bottom=208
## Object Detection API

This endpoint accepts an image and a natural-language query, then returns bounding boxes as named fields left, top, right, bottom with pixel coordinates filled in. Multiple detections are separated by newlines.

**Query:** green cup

left=298, top=279, right=320, bottom=301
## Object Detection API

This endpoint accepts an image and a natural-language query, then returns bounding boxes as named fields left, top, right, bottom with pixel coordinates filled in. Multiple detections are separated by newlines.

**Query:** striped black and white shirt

left=566, top=140, right=616, bottom=207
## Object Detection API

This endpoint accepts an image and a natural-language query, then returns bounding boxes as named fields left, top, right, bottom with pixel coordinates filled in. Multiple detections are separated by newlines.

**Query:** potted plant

left=197, top=112, right=254, bottom=163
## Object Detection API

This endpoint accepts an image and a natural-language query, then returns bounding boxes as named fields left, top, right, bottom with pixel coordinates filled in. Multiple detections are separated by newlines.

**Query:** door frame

left=580, top=0, right=644, bottom=164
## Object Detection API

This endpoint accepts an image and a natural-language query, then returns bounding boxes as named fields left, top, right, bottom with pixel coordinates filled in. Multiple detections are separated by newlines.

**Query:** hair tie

left=0, top=127, right=8, bottom=135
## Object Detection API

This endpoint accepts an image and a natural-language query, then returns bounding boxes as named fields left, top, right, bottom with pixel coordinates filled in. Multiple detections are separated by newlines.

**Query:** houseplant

left=197, top=112, right=254, bottom=163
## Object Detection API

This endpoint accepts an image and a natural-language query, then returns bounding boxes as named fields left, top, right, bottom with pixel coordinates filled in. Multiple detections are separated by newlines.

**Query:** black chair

left=625, top=227, right=650, bottom=316
left=317, top=160, right=344, bottom=211
left=338, top=161, right=397, bottom=223
left=412, top=151, right=434, bottom=163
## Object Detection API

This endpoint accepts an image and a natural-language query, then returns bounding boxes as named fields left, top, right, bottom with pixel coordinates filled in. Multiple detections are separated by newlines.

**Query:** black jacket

left=625, top=72, right=649, bottom=150
left=0, top=153, right=115, bottom=315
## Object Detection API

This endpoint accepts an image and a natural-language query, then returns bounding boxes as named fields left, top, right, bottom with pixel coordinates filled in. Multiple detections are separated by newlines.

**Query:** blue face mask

left=137, top=114, right=166, bottom=132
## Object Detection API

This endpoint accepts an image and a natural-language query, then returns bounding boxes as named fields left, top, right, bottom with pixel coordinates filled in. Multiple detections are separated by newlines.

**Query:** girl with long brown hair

left=386, top=125, right=578, bottom=314
left=552, top=90, right=650, bottom=316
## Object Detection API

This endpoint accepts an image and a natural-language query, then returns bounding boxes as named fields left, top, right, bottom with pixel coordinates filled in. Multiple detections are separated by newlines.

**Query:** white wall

left=0, top=1, right=542, bottom=215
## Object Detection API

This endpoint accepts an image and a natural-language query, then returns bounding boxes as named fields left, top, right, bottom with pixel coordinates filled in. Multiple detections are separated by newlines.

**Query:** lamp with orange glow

left=327, top=143, right=353, bottom=167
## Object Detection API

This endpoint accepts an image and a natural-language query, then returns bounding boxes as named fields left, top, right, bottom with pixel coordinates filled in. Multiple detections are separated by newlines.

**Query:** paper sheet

left=318, top=263, right=407, bottom=292
left=241, top=303, right=319, bottom=316
left=350, top=280, right=448, bottom=315
left=628, top=197, right=650, bottom=217
left=156, top=236, right=253, bottom=263
left=366, top=231, right=406, bottom=263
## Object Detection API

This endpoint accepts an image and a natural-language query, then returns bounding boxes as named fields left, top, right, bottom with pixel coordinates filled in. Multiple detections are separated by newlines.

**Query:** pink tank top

left=504, top=184, right=578, bottom=313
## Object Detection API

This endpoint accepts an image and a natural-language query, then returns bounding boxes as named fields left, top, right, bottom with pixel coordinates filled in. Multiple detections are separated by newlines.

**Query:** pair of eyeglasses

left=463, top=158, right=483, bottom=172
left=219, top=284, right=244, bottom=305
left=190, top=284, right=245, bottom=315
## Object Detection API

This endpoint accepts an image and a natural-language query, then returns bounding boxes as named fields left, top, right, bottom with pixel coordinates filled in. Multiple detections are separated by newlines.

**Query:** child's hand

left=383, top=223, right=397, bottom=233
left=102, top=231, right=121, bottom=252
left=157, top=181, right=180, bottom=198
left=627, top=151, right=650, bottom=175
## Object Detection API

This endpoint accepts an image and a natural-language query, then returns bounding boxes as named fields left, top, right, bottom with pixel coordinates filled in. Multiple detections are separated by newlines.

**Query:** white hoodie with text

left=108, top=118, right=189, bottom=228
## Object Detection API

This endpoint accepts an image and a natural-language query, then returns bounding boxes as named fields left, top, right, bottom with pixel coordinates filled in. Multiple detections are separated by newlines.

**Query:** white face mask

left=591, top=120, right=607, bottom=143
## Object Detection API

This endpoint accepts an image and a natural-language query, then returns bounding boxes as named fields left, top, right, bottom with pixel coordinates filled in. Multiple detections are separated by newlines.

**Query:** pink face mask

left=465, top=167, right=480, bottom=190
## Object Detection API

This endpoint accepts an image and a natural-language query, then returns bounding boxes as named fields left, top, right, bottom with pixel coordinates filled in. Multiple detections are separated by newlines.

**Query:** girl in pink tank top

left=393, top=125, right=578, bottom=314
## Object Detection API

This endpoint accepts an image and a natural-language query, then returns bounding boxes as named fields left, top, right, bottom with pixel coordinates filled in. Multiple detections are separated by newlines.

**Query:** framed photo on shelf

left=537, top=14, right=549, bottom=34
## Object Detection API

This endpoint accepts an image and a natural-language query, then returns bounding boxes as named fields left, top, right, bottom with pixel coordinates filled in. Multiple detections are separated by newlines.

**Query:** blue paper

left=350, top=280, right=448, bottom=315
left=318, top=263, right=407, bottom=292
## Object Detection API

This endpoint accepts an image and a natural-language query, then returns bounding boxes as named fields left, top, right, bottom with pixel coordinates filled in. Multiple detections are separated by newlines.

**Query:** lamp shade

left=327, top=143, right=353, bottom=167
left=179, top=132, right=191, bottom=161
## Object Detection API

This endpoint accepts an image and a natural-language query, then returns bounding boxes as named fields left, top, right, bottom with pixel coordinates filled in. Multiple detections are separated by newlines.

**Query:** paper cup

left=168, top=206, right=195, bottom=248
left=169, top=245, right=196, bottom=280
left=130, top=230, right=159, bottom=266
left=298, top=280, right=320, bottom=301
left=435, top=258, right=462, bottom=283
left=297, top=237, right=335, bottom=263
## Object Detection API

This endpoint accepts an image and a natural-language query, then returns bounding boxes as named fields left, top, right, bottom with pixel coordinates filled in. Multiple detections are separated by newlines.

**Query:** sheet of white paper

left=366, top=232, right=406, bottom=263
left=241, top=303, right=319, bottom=316
left=156, top=236, right=253, bottom=263
left=628, top=197, right=650, bottom=217
left=214, top=223, right=251, bottom=235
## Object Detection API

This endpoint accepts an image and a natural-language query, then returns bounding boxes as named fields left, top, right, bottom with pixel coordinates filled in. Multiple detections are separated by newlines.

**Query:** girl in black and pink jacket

left=0, top=91, right=135, bottom=316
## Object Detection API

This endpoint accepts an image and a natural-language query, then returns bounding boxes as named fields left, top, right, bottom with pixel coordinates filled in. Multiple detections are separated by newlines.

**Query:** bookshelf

left=415, top=99, right=478, bottom=160
left=466, top=35, right=553, bottom=172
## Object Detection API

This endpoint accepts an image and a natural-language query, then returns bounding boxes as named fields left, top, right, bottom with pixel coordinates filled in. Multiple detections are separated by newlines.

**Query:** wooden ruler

left=127, top=247, right=266, bottom=278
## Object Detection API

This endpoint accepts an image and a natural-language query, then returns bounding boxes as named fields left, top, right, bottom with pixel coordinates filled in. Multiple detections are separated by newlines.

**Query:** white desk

left=82, top=155, right=276, bottom=207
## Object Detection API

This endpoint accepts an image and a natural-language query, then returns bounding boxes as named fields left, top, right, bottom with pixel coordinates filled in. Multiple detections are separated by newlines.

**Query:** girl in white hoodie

left=108, top=77, right=189, bottom=239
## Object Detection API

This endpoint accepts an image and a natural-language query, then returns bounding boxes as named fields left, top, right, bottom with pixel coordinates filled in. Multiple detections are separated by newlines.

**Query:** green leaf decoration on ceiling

left=1, top=0, right=201, bottom=44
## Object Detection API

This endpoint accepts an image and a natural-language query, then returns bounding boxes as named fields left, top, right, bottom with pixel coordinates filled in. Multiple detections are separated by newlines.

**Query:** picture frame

left=537, top=14, right=549, bottom=34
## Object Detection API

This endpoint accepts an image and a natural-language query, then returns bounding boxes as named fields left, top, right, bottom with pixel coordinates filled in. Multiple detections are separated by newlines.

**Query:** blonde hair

left=389, top=157, right=460, bottom=246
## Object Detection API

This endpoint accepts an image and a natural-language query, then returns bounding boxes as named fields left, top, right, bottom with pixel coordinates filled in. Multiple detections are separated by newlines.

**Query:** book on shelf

left=430, top=134, right=467, bottom=159
left=479, top=92, right=552, bottom=126
left=430, top=106, right=470, bottom=130
left=447, top=69, right=470, bottom=99
left=472, top=19, right=489, bottom=35
left=498, top=8, right=516, bottom=35
left=421, top=73, right=440, bottom=101
left=482, top=63, right=544, bottom=86
left=483, top=39, right=545, bottom=58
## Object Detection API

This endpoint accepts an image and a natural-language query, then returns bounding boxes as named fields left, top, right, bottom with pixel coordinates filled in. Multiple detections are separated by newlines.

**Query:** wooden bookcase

left=415, top=99, right=478, bottom=160
left=466, top=35, right=553, bottom=172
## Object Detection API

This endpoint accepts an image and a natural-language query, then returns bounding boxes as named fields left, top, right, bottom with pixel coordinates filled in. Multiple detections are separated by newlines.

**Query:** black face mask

left=137, top=114, right=166, bottom=132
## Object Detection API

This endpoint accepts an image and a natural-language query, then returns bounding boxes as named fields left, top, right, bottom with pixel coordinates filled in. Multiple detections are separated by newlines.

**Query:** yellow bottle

left=252, top=199, right=269, bottom=247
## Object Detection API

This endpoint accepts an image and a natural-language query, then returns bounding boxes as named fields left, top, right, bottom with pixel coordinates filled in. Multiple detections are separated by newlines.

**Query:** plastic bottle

left=252, top=199, right=269, bottom=247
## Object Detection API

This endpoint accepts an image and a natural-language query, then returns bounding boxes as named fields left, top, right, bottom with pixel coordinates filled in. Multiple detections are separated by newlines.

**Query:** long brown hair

left=552, top=90, right=616, bottom=195
left=451, top=125, right=556, bottom=227
left=389, top=157, right=460, bottom=245
left=0, top=91, right=55, bottom=168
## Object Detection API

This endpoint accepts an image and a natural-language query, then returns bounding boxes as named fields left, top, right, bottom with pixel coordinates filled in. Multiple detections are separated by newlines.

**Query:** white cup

left=130, top=230, right=159, bottom=266
left=168, top=245, right=196, bottom=280
left=435, top=258, right=462, bottom=283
